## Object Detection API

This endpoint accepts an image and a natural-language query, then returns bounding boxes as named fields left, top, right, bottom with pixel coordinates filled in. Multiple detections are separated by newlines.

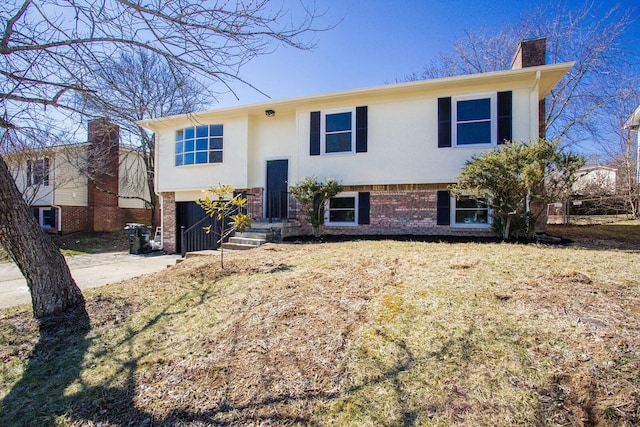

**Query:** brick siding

left=511, top=38, right=546, bottom=69
left=319, top=185, right=494, bottom=237
left=87, top=118, right=122, bottom=232
left=240, top=187, right=264, bottom=221
left=122, top=208, right=152, bottom=226
left=164, top=185, right=495, bottom=250
left=161, top=192, right=176, bottom=253
left=60, top=206, right=89, bottom=233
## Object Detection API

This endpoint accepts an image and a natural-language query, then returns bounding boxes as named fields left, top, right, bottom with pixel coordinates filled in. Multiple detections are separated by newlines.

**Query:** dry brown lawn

left=1, top=224, right=639, bottom=426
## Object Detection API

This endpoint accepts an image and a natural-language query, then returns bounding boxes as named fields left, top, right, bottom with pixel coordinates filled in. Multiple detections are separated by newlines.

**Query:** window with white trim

left=453, top=93, right=496, bottom=146
left=322, top=109, right=355, bottom=154
left=451, top=195, right=492, bottom=228
left=325, top=192, right=358, bottom=226
left=175, top=124, right=223, bottom=166
left=27, top=158, right=50, bottom=186
left=33, top=207, right=55, bottom=229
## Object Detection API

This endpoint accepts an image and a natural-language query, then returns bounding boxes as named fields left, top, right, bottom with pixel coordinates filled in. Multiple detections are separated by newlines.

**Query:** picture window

left=176, top=124, right=223, bottom=166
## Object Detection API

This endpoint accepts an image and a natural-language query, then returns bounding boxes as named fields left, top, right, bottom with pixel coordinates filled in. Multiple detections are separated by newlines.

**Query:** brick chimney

left=511, top=37, right=546, bottom=69
left=87, top=118, right=122, bottom=231
left=512, top=38, right=547, bottom=138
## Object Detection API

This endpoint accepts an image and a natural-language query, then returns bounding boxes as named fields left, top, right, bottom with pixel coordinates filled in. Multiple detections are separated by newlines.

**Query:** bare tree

left=1, top=124, right=92, bottom=211
left=0, top=0, right=322, bottom=319
left=407, top=2, right=638, bottom=149
left=77, top=48, right=215, bottom=228
left=0, top=132, right=85, bottom=318
left=602, top=88, right=640, bottom=218
left=2, top=138, right=57, bottom=207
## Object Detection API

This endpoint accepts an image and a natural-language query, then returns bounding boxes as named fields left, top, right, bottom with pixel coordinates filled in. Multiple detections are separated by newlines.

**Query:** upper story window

left=323, top=109, right=355, bottom=154
left=310, top=106, right=368, bottom=156
left=453, top=94, right=496, bottom=146
left=175, top=124, right=223, bottom=166
left=27, top=158, right=50, bottom=186
left=438, top=91, right=511, bottom=148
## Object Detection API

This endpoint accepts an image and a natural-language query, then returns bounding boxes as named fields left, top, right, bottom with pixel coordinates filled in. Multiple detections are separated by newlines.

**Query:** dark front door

left=176, top=201, right=216, bottom=254
left=266, top=159, right=288, bottom=221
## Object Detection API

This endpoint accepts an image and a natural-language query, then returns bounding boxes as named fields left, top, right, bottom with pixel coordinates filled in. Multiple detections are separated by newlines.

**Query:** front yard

left=0, top=222, right=639, bottom=425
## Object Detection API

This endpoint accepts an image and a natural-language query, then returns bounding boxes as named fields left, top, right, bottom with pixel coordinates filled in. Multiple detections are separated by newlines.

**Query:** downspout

left=51, top=205, right=62, bottom=234
left=530, top=70, right=542, bottom=140
left=51, top=156, right=62, bottom=234
left=152, top=131, right=165, bottom=250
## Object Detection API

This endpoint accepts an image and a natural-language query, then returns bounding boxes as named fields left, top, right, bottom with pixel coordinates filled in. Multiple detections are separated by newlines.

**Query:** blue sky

left=216, top=0, right=639, bottom=109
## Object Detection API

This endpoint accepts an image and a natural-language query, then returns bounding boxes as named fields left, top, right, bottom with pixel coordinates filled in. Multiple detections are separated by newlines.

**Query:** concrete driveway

left=0, top=252, right=182, bottom=310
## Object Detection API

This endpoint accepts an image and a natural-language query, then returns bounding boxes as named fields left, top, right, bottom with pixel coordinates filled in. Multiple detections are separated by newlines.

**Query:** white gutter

left=529, top=70, right=542, bottom=140
left=137, top=62, right=575, bottom=132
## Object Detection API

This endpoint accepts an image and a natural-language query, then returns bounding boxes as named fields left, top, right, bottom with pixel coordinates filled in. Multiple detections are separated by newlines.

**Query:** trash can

left=124, top=223, right=151, bottom=254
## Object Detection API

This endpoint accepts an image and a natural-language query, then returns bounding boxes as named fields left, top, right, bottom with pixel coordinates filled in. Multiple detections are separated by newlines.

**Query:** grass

left=548, top=219, right=640, bottom=249
left=0, top=223, right=639, bottom=425
left=51, top=231, right=130, bottom=254
left=0, top=231, right=129, bottom=263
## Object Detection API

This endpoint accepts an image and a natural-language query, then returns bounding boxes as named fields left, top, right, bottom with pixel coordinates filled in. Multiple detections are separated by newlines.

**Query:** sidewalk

left=0, top=252, right=182, bottom=310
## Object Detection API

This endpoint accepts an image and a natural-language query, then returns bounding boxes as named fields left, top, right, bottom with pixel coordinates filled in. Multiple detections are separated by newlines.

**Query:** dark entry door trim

left=266, top=159, right=289, bottom=221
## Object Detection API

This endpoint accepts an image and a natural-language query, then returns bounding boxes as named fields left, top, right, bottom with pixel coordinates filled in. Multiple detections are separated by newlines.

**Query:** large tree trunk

left=0, top=154, right=84, bottom=319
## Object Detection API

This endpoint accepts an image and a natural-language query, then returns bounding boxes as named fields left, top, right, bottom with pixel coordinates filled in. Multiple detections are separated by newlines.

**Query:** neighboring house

left=139, top=38, right=574, bottom=254
left=572, top=165, right=618, bottom=196
left=547, top=165, right=619, bottom=223
left=8, top=119, right=151, bottom=233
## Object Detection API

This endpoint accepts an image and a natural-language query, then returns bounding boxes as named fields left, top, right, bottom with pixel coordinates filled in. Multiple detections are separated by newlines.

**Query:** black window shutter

left=26, top=160, right=32, bottom=186
left=310, top=111, right=321, bottom=156
left=436, top=190, right=451, bottom=225
left=358, top=192, right=370, bottom=225
left=43, top=158, right=50, bottom=186
left=497, top=91, right=512, bottom=145
left=438, top=97, right=452, bottom=148
left=356, top=106, right=368, bottom=153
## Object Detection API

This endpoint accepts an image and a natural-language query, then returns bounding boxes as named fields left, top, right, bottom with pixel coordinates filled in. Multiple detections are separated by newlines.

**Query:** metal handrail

left=180, top=214, right=216, bottom=257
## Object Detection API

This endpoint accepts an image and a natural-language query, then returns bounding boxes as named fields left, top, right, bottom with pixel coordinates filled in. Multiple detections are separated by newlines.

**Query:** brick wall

left=122, top=208, right=152, bottom=225
left=305, top=184, right=496, bottom=237
left=87, top=118, right=122, bottom=231
left=161, top=192, right=176, bottom=253
left=511, top=38, right=546, bottom=69
left=60, top=206, right=89, bottom=233
left=240, top=187, right=264, bottom=220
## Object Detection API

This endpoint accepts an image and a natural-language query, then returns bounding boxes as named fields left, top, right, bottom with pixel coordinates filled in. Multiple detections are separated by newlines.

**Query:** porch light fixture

left=265, top=109, right=275, bottom=117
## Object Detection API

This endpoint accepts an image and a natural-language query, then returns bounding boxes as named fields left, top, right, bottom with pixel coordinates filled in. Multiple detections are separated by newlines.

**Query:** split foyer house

left=139, top=39, right=573, bottom=254
left=8, top=118, right=152, bottom=233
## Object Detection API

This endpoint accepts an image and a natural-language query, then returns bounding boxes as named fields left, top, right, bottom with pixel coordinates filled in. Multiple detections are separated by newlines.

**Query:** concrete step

left=228, top=236, right=265, bottom=246
left=235, top=230, right=272, bottom=242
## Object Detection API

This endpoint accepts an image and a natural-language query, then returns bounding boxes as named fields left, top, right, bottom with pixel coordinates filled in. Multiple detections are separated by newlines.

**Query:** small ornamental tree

left=450, top=139, right=584, bottom=239
left=197, top=184, right=251, bottom=268
left=289, top=177, right=343, bottom=237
